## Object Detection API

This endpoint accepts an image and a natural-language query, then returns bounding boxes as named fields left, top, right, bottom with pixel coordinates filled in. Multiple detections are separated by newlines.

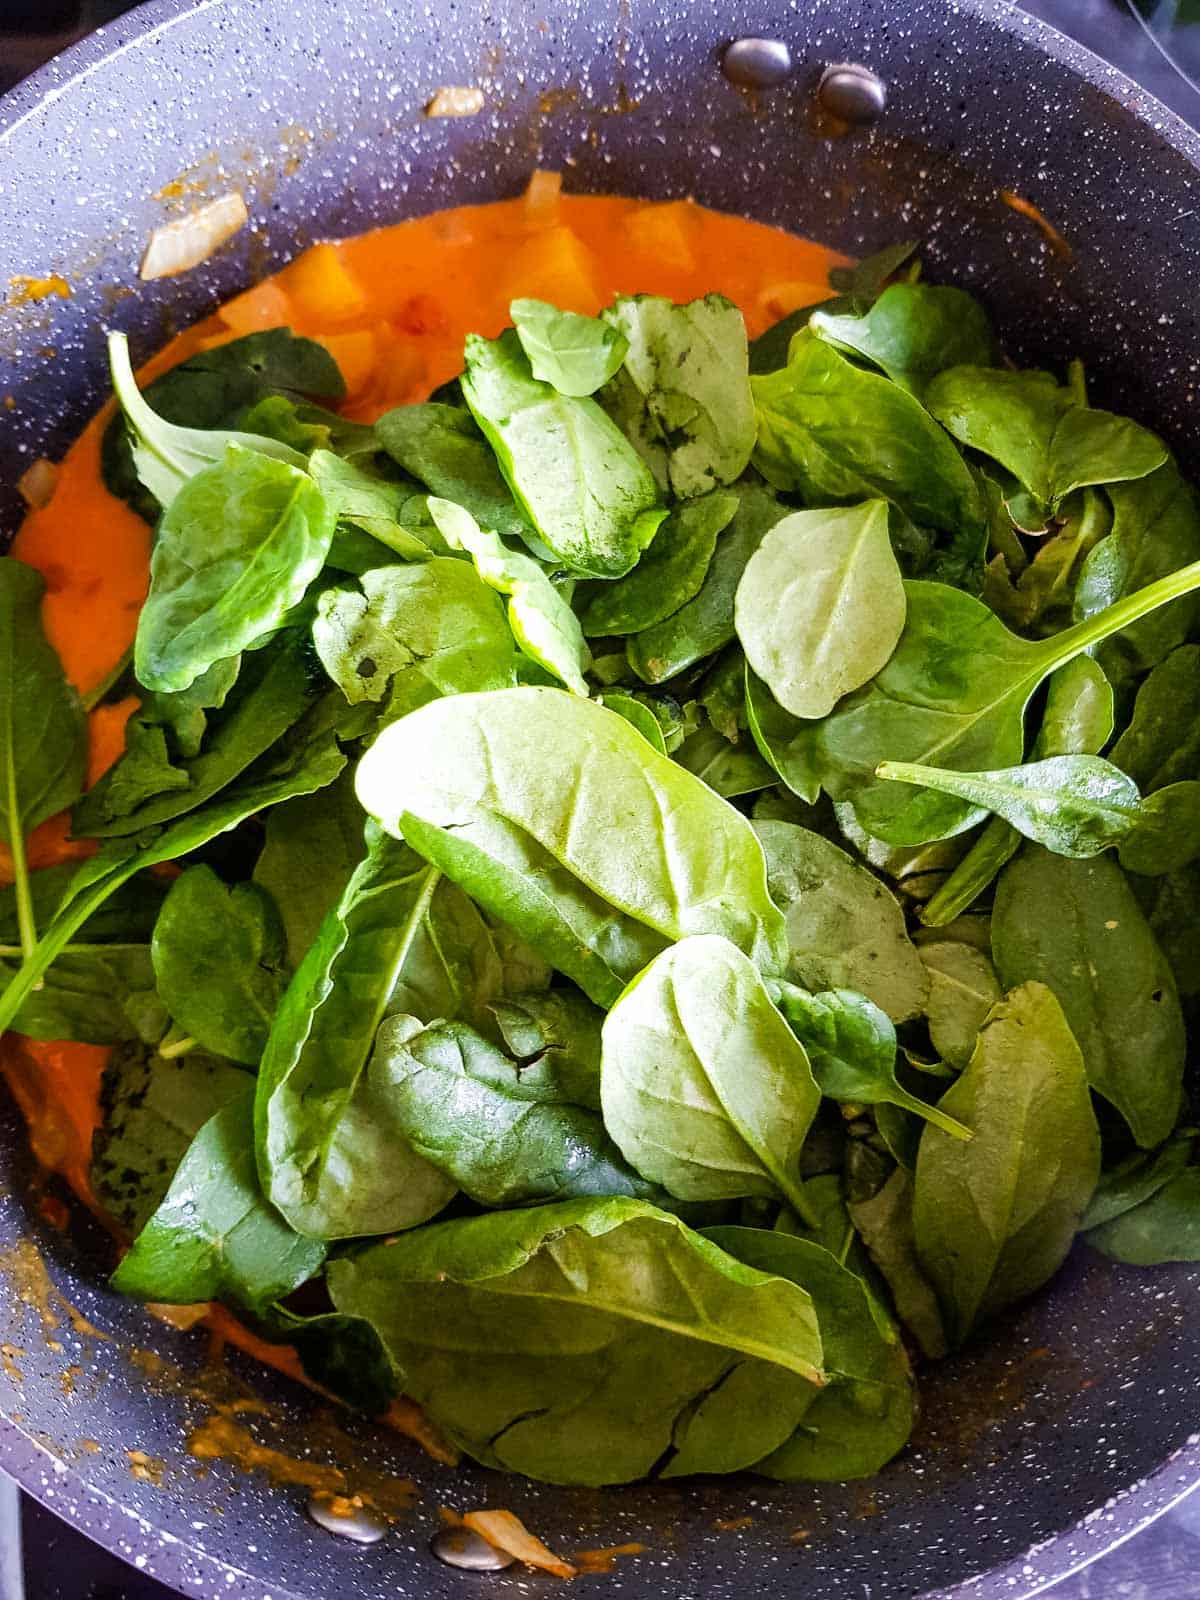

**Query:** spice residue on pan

left=0, top=1237, right=108, bottom=1342
left=127, top=1447, right=166, bottom=1486
left=5, top=275, right=70, bottom=308
left=1000, top=189, right=1073, bottom=258
left=572, top=1541, right=647, bottom=1574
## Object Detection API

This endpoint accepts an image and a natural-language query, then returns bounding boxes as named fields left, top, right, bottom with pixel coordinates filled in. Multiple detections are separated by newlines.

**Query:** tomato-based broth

left=4, top=187, right=844, bottom=1384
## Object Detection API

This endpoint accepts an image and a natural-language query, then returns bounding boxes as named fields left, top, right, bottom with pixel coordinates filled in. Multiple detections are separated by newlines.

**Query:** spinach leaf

left=107, top=333, right=309, bottom=512
left=807, top=557, right=1200, bottom=847
left=1110, top=644, right=1200, bottom=792
left=992, top=849, right=1185, bottom=1148
left=598, top=692, right=669, bottom=753
left=876, top=755, right=1143, bottom=858
left=490, top=988, right=603, bottom=1109
left=1081, top=1136, right=1193, bottom=1231
left=810, top=283, right=995, bottom=396
left=328, top=1197, right=825, bottom=1485
left=375, top=403, right=532, bottom=544
left=735, top=501, right=906, bottom=719
left=0, top=560, right=87, bottom=955
left=769, top=982, right=969, bottom=1138
left=311, top=559, right=524, bottom=712
left=600, top=294, right=757, bottom=497
left=0, top=940, right=156, bottom=1045
left=252, top=775, right=368, bottom=966
left=75, top=636, right=318, bottom=838
left=918, top=653, right=1113, bottom=927
left=698, top=646, right=748, bottom=742
left=579, top=491, right=738, bottom=638
left=752, top=332, right=982, bottom=538
left=308, top=450, right=437, bottom=562
left=847, top=1167, right=948, bottom=1359
left=0, top=864, right=166, bottom=947
left=707, top=1225, right=915, bottom=1481
left=150, top=866, right=287, bottom=1065
left=828, top=242, right=921, bottom=299
left=673, top=723, right=776, bottom=798
left=1085, top=1167, right=1200, bottom=1263
left=913, top=981, right=1101, bottom=1347
left=462, top=330, right=664, bottom=578
left=0, top=702, right=348, bottom=1041
left=356, top=687, right=789, bottom=996
left=141, top=655, right=243, bottom=763
left=926, top=367, right=1167, bottom=520
left=626, top=484, right=787, bottom=684
left=134, top=445, right=334, bottom=695
left=918, top=940, right=1002, bottom=1069
left=511, top=298, right=628, bottom=396
left=92, top=1041, right=249, bottom=1232
left=600, top=935, right=820, bottom=1213
left=427, top=497, right=589, bottom=694
left=372, top=1014, right=653, bottom=1205
left=1140, top=861, right=1200, bottom=999
left=265, top=1305, right=397, bottom=1416
left=745, top=669, right=824, bottom=803
left=754, top=820, right=929, bottom=1022
left=983, top=488, right=1111, bottom=633
left=1074, top=463, right=1200, bottom=674
left=255, top=824, right=479, bottom=1239
left=111, top=1085, right=325, bottom=1309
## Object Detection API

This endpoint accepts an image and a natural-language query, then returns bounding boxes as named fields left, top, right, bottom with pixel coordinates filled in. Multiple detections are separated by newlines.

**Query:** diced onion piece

left=281, top=242, right=367, bottom=322
left=220, top=277, right=293, bottom=334
left=525, top=168, right=563, bottom=221
left=462, top=1510, right=577, bottom=1579
left=139, top=191, right=249, bottom=281
left=759, top=280, right=834, bottom=321
left=425, top=85, right=485, bottom=118
left=16, top=457, right=58, bottom=510
left=145, top=1302, right=209, bottom=1331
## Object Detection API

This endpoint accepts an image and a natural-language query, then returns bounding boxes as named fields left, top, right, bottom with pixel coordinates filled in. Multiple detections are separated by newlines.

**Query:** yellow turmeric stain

left=127, top=1448, right=166, bottom=1486
left=0, top=1344, right=24, bottom=1382
left=6, top=275, right=70, bottom=307
left=0, top=1238, right=108, bottom=1341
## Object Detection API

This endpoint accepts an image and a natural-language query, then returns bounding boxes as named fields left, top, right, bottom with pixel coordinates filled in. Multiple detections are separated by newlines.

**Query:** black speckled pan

left=0, top=2, right=1198, bottom=1595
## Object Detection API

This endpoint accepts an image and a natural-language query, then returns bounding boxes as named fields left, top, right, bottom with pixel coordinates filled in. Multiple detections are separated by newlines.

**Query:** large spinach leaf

left=356, top=687, right=789, bottom=996
left=600, top=294, right=756, bottom=497
left=735, top=501, right=906, bottom=719
left=427, top=498, right=589, bottom=694
left=328, top=1197, right=825, bottom=1485
left=134, top=444, right=334, bottom=694
left=92, top=1041, right=249, bottom=1232
left=112, top=1085, right=325, bottom=1309
left=0, top=560, right=87, bottom=955
left=847, top=1167, right=948, bottom=1359
left=580, top=491, right=738, bottom=638
left=462, top=330, right=664, bottom=578
left=1110, top=644, right=1200, bottom=792
left=375, top=401, right=532, bottom=544
left=107, top=333, right=310, bottom=513
left=151, top=866, right=288, bottom=1065
left=489, top=987, right=603, bottom=1109
left=600, top=935, right=820, bottom=1213
left=708, top=1225, right=915, bottom=1480
left=754, top=820, right=928, bottom=1022
left=254, top=824, right=478, bottom=1239
left=252, top=775, right=367, bottom=966
left=626, top=484, right=787, bottom=684
left=312, top=558, right=524, bottom=712
left=1085, top=1168, right=1200, bottom=1264
left=912, top=981, right=1100, bottom=1347
left=810, top=282, right=995, bottom=396
left=372, top=1014, right=653, bottom=1206
left=806, top=556, right=1200, bottom=846
left=991, top=849, right=1184, bottom=1147
left=752, top=331, right=982, bottom=537
left=926, top=366, right=1166, bottom=520
left=511, top=298, right=628, bottom=397
left=0, top=940, right=156, bottom=1045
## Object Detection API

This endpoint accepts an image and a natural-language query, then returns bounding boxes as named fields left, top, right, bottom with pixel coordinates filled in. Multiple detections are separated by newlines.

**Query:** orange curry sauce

left=4, top=182, right=844, bottom=1385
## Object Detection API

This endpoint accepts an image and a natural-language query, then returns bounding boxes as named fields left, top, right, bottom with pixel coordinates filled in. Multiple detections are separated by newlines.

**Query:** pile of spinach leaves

left=4, top=252, right=1200, bottom=1491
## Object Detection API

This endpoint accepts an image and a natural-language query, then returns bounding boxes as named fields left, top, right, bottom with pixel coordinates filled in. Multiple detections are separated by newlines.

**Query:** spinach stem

left=1039, top=557, right=1200, bottom=671
left=158, top=1032, right=198, bottom=1059
left=8, top=826, right=35, bottom=961
left=0, top=868, right=128, bottom=1036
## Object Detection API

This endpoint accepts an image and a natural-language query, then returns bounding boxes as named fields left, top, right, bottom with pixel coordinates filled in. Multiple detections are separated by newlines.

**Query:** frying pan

left=0, top=1, right=1198, bottom=1594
